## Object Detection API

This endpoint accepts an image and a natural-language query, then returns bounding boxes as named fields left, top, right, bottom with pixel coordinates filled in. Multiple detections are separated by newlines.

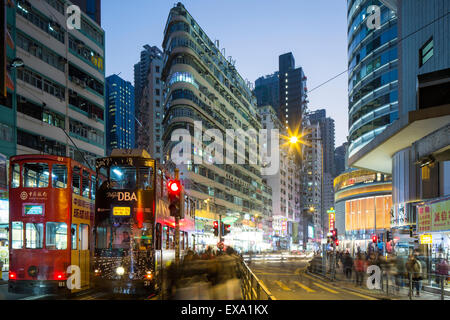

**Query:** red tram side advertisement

left=8, top=155, right=96, bottom=295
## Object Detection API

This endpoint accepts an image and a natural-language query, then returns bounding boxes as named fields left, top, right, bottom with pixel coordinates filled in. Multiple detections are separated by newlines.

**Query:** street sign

left=420, top=234, right=432, bottom=244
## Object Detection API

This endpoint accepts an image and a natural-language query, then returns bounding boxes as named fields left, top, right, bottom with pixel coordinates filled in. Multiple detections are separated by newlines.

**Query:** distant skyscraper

left=106, top=74, right=135, bottom=154
left=279, top=52, right=308, bottom=134
left=334, top=142, right=348, bottom=177
left=70, top=0, right=101, bottom=25
left=254, top=72, right=279, bottom=110
left=134, top=45, right=163, bottom=107
left=133, top=45, right=163, bottom=160
left=305, top=109, right=336, bottom=237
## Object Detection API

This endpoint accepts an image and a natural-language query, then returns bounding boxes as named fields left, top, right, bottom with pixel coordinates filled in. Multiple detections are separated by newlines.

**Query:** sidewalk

left=307, top=269, right=450, bottom=300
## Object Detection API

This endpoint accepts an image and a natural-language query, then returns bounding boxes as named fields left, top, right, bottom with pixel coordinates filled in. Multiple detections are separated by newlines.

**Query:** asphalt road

left=248, top=258, right=377, bottom=300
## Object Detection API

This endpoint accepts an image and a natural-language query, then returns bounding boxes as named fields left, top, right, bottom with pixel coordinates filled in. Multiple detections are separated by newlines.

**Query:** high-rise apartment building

left=259, top=105, right=301, bottom=250
left=301, top=120, right=323, bottom=250
left=4, top=0, right=105, bottom=169
left=254, top=72, right=279, bottom=110
left=134, top=45, right=163, bottom=161
left=305, top=109, right=336, bottom=235
left=162, top=3, right=264, bottom=251
left=347, top=0, right=398, bottom=158
left=106, top=74, right=135, bottom=155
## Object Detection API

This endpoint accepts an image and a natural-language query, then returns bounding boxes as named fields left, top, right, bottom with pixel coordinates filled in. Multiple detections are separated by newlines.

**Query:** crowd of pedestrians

left=164, top=246, right=242, bottom=300
left=330, top=248, right=449, bottom=297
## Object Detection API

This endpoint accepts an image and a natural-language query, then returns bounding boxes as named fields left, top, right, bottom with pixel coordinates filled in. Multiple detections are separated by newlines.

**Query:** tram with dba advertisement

left=8, top=155, right=97, bottom=295
left=93, top=149, right=195, bottom=296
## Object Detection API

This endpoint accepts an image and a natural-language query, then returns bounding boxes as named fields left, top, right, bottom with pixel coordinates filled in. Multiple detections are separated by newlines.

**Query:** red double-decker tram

left=8, top=155, right=96, bottom=295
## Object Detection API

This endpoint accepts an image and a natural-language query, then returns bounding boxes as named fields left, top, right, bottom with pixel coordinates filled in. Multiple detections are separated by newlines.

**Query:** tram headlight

left=145, top=271, right=153, bottom=280
left=116, top=267, right=125, bottom=276
left=94, top=269, right=101, bottom=276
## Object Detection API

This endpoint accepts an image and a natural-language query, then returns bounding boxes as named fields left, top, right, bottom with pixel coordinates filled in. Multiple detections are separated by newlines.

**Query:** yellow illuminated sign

left=420, top=234, right=432, bottom=244
left=113, top=207, right=130, bottom=216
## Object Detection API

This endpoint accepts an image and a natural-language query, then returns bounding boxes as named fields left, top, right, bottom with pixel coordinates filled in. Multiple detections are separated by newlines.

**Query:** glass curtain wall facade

left=106, top=74, right=135, bottom=155
left=162, top=3, right=263, bottom=252
left=347, top=0, right=398, bottom=157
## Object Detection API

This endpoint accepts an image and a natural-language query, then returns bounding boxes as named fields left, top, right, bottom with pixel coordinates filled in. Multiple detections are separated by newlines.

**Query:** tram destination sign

left=113, top=207, right=131, bottom=216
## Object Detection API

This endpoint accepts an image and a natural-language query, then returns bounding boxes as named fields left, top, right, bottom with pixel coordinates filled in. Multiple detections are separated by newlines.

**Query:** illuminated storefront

left=334, top=169, right=392, bottom=254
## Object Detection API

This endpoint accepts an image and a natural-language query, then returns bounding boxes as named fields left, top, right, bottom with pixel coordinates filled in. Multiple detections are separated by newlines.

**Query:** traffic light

left=386, top=230, right=392, bottom=242
left=168, top=179, right=184, bottom=218
left=213, top=221, right=219, bottom=237
left=335, top=239, right=339, bottom=246
left=222, top=223, right=231, bottom=236
left=372, top=234, right=378, bottom=243
left=331, top=228, right=338, bottom=241
left=409, top=225, right=414, bottom=237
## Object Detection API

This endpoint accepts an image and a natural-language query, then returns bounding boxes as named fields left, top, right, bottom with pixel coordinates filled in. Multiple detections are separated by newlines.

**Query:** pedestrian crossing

left=254, top=271, right=377, bottom=300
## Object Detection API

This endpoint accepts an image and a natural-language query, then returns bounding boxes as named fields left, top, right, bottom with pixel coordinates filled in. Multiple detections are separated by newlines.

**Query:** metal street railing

left=237, top=258, right=276, bottom=300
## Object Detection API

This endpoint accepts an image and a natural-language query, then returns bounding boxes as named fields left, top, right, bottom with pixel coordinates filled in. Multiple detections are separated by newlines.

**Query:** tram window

left=80, top=224, right=89, bottom=250
left=52, top=164, right=67, bottom=188
left=72, top=167, right=81, bottom=195
left=82, top=171, right=90, bottom=198
left=46, top=222, right=67, bottom=250
left=169, top=227, right=175, bottom=249
left=91, top=175, right=96, bottom=200
left=162, top=225, right=168, bottom=249
left=11, top=222, right=23, bottom=249
left=71, top=224, right=77, bottom=249
left=180, top=231, right=184, bottom=250
left=138, top=167, right=154, bottom=190
left=155, top=223, right=161, bottom=250
left=110, top=166, right=136, bottom=190
left=25, top=223, right=44, bottom=249
left=23, top=163, right=49, bottom=188
left=11, top=164, right=20, bottom=188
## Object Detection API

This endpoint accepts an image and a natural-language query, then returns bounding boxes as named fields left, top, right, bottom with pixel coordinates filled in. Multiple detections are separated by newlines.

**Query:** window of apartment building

left=156, top=100, right=160, bottom=107
left=17, top=68, right=65, bottom=100
left=156, top=66, right=160, bottom=73
left=17, top=32, right=65, bottom=72
left=155, top=89, right=160, bottom=96
left=156, top=78, right=160, bottom=84
left=419, top=37, right=433, bottom=67
left=17, top=129, right=66, bottom=156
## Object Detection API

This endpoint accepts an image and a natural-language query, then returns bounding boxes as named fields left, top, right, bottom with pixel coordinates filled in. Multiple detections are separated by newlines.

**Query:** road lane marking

left=255, top=272, right=296, bottom=276
left=337, top=288, right=378, bottom=300
left=312, top=282, right=339, bottom=294
left=293, top=281, right=316, bottom=293
left=274, top=280, right=292, bottom=291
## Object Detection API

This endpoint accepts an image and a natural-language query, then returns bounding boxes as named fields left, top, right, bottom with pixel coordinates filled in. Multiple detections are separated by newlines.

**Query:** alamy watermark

left=66, top=5, right=81, bottom=30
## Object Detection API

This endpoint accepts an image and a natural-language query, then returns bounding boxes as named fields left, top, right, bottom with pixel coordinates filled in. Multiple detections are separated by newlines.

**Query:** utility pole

left=174, top=168, right=180, bottom=266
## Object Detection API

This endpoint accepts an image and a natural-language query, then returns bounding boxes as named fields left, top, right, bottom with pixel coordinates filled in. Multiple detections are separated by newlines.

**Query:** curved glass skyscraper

left=347, top=0, right=398, bottom=157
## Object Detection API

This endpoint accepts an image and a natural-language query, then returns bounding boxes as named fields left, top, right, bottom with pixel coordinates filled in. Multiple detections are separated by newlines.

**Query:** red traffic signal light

left=213, top=221, right=219, bottom=236
left=335, top=239, right=339, bottom=246
left=372, top=235, right=378, bottom=243
left=331, top=229, right=337, bottom=237
left=168, top=180, right=181, bottom=194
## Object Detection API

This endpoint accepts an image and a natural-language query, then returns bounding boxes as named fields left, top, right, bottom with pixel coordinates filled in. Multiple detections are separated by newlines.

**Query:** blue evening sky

left=102, top=0, right=349, bottom=146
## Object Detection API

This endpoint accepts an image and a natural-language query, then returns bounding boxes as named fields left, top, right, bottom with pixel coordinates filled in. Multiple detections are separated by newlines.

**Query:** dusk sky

left=102, top=0, right=349, bottom=146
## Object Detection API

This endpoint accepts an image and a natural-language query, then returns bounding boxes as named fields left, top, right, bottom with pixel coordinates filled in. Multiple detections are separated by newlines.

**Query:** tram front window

left=110, top=166, right=136, bottom=190
left=96, top=221, right=153, bottom=254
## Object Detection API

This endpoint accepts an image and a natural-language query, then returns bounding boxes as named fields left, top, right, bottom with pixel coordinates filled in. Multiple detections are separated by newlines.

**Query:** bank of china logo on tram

left=20, top=191, right=28, bottom=201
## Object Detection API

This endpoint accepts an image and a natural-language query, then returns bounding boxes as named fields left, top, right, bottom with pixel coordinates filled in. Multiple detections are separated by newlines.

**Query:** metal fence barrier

left=308, top=256, right=449, bottom=300
left=237, top=258, right=276, bottom=300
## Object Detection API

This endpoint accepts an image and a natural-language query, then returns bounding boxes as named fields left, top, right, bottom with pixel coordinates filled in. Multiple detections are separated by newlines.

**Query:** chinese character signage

left=418, top=197, right=450, bottom=233
left=420, top=234, right=432, bottom=244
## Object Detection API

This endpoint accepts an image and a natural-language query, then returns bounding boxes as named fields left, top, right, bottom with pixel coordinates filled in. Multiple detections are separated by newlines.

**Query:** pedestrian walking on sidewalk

left=343, top=251, right=353, bottom=280
left=406, top=254, right=423, bottom=297
left=354, top=253, right=366, bottom=287
left=436, top=255, right=449, bottom=289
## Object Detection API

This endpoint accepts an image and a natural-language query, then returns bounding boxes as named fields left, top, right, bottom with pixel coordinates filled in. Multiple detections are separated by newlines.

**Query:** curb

left=305, top=270, right=392, bottom=300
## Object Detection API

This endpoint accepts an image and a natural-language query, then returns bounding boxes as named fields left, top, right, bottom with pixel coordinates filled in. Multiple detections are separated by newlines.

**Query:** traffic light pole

left=219, top=214, right=223, bottom=244
left=174, top=168, right=180, bottom=266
